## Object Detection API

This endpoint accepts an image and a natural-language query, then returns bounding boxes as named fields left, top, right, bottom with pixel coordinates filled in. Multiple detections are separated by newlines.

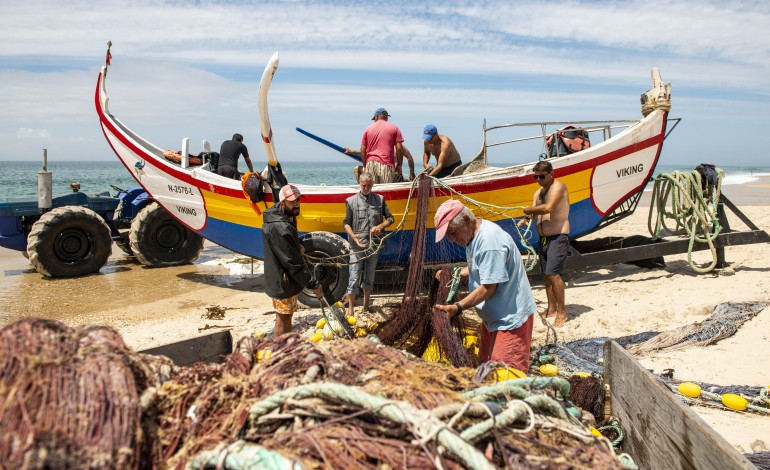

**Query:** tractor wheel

left=129, top=202, right=204, bottom=267
left=298, top=231, right=350, bottom=308
left=113, top=200, right=133, bottom=255
left=27, top=206, right=112, bottom=277
left=115, top=234, right=133, bottom=256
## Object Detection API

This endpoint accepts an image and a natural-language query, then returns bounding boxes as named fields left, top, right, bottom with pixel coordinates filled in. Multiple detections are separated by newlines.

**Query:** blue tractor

left=0, top=176, right=204, bottom=278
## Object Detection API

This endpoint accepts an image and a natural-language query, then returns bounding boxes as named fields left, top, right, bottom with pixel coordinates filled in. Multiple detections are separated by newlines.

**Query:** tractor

left=0, top=156, right=203, bottom=278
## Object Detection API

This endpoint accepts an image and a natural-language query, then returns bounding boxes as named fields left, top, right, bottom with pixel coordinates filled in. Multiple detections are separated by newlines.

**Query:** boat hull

left=96, top=69, right=667, bottom=265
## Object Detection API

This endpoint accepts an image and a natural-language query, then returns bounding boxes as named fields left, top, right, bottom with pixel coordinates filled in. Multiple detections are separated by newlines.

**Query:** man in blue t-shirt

left=434, top=199, right=536, bottom=372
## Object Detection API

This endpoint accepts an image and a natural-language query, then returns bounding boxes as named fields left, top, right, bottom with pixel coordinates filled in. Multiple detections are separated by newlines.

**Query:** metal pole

left=37, top=148, right=53, bottom=210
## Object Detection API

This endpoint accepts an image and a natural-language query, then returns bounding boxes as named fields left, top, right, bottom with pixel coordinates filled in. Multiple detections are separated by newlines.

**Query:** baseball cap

left=434, top=199, right=465, bottom=242
left=372, top=107, right=390, bottom=120
left=278, top=184, right=302, bottom=202
left=423, top=124, right=438, bottom=140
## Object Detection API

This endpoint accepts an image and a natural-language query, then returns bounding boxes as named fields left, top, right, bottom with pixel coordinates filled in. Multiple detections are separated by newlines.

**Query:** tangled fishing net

left=1, top=318, right=629, bottom=469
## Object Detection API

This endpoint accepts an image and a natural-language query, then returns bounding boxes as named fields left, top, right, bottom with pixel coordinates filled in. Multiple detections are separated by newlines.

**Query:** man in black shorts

left=217, top=133, right=254, bottom=180
left=519, top=160, right=571, bottom=327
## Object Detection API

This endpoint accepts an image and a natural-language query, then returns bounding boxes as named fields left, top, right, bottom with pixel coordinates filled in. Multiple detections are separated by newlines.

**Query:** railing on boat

left=483, top=119, right=640, bottom=153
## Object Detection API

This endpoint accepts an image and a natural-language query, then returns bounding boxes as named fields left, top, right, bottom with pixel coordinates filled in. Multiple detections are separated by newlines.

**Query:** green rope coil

left=648, top=169, right=724, bottom=273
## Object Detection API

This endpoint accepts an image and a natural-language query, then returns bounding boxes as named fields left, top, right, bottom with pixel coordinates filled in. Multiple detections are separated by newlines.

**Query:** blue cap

left=372, top=107, right=390, bottom=120
left=423, top=124, right=438, bottom=140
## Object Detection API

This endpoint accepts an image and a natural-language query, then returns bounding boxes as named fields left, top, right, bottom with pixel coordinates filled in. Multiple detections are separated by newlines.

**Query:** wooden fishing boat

left=95, top=51, right=672, bottom=304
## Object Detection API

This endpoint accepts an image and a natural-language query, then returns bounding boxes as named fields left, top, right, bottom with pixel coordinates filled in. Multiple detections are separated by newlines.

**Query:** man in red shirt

left=345, top=108, right=405, bottom=184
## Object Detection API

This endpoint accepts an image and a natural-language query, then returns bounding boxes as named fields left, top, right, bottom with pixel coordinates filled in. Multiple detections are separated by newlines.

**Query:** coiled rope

left=648, top=169, right=724, bottom=273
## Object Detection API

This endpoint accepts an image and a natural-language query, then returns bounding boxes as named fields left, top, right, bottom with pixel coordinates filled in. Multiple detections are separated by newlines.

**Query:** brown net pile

left=0, top=318, right=171, bottom=469
left=1, top=319, right=624, bottom=469
left=157, top=334, right=621, bottom=469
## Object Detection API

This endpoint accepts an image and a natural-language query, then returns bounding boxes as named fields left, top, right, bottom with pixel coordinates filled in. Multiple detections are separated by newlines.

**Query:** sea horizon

left=1, top=160, right=769, bottom=200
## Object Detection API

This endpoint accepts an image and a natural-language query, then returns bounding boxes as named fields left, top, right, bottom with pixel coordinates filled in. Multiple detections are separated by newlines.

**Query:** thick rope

left=648, top=169, right=724, bottom=273
left=246, top=382, right=495, bottom=470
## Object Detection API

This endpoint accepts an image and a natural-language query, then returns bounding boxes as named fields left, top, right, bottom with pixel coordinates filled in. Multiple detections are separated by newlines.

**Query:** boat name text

left=175, top=205, right=197, bottom=216
left=617, top=164, right=644, bottom=178
left=167, top=184, right=196, bottom=196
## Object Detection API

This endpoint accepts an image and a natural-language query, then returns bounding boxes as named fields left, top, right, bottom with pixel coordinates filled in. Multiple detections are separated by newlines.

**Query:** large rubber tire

left=27, top=206, right=112, bottom=278
left=298, top=231, right=350, bottom=308
left=129, top=202, right=204, bottom=267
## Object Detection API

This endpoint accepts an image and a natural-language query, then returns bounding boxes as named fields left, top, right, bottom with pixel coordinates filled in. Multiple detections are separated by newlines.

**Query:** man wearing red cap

left=262, top=184, right=321, bottom=336
left=434, top=199, right=536, bottom=372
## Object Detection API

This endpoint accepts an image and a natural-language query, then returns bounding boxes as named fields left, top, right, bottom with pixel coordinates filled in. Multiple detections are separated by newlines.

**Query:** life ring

left=163, top=150, right=203, bottom=166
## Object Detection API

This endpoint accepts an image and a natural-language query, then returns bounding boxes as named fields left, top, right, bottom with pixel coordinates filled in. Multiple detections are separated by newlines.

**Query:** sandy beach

left=1, top=175, right=769, bottom=457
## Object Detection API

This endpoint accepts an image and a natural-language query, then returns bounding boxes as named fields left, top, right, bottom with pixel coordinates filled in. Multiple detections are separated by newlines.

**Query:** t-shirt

left=361, top=120, right=403, bottom=167
left=466, top=220, right=536, bottom=331
left=218, top=139, right=249, bottom=168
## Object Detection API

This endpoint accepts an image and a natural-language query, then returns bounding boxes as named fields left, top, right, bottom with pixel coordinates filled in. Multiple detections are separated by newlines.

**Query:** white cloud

left=17, top=128, right=51, bottom=139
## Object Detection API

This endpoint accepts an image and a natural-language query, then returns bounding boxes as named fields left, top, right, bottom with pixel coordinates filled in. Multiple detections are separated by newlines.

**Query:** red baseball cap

left=434, top=199, right=465, bottom=242
left=279, top=184, right=302, bottom=202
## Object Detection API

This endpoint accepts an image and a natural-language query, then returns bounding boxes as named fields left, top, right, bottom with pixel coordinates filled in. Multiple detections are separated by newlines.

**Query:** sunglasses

left=533, top=174, right=548, bottom=180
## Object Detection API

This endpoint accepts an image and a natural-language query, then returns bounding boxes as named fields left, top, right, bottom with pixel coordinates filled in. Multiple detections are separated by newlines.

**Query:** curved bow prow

left=258, top=52, right=280, bottom=166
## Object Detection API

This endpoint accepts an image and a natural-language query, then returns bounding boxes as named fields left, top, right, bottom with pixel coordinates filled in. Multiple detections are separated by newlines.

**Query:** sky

left=1, top=0, right=769, bottom=170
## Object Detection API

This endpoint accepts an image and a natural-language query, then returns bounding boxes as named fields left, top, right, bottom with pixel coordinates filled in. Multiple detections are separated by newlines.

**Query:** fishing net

left=627, top=301, right=769, bottom=355
left=2, top=319, right=628, bottom=469
left=746, top=451, right=770, bottom=470
left=0, top=318, right=172, bottom=469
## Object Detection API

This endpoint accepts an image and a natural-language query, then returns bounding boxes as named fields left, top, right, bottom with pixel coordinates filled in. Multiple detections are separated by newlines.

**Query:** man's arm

left=269, top=231, right=313, bottom=287
left=422, top=141, right=432, bottom=169
left=242, top=145, right=255, bottom=173
left=371, top=199, right=394, bottom=235
left=400, top=144, right=416, bottom=180
left=436, top=283, right=498, bottom=319
left=523, top=181, right=566, bottom=216
left=428, top=139, right=451, bottom=177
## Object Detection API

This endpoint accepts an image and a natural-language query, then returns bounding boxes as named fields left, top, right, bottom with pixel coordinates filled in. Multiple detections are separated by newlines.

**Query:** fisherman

left=262, top=184, right=322, bottom=336
left=343, top=171, right=394, bottom=316
left=422, top=125, right=462, bottom=178
left=344, top=108, right=405, bottom=184
left=518, top=160, right=571, bottom=327
left=217, top=133, right=254, bottom=180
left=434, top=200, right=536, bottom=372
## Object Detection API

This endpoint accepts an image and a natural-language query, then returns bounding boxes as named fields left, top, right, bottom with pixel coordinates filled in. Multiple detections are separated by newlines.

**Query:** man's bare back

left=424, top=134, right=462, bottom=176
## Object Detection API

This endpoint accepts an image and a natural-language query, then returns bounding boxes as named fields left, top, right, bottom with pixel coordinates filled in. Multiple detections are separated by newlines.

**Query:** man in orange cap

left=434, top=199, right=536, bottom=372
left=262, top=184, right=321, bottom=336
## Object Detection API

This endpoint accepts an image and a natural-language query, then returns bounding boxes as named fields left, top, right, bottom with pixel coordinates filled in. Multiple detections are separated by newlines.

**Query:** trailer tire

left=129, top=202, right=204, bottom=267
left=27, top=206, right=112, bottom=278
left=298, top=231, right=350, bottom=308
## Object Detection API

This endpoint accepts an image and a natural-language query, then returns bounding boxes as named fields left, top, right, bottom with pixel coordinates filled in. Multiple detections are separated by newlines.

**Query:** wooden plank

left=565, top=229, right=770, bottom=271
left=139, top=330, right=233, bottom=366
left=603, top=341, right=754, bottom=470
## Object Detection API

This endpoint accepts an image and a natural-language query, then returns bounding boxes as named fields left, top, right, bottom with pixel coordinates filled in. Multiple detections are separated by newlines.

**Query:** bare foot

left=553, top=313, right=567, bottom=328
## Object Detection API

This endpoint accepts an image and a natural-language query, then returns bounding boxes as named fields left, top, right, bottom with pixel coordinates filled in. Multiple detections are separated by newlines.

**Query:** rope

left=445, top=266, right=463, bottom=303
left=247, top=382, right=495, bottom=470
left=647, top=168, right=724, bottom=273
left=462, top=377, right=571, bottom=401
left=187, top=440, right=303, bottom=470
left=597, top=419, right=624, bottom=449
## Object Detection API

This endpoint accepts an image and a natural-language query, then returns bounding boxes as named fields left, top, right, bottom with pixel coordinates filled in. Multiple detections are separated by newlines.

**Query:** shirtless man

left=422, top=125, right=462, bottom=178
left=519, top=160, right=570, bottom=327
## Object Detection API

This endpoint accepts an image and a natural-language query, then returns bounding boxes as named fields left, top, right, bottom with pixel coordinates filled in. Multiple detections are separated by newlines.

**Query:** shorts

left=434, top=160, right=462, bottom=178
left=365, top=160, right=396, bottom=184
left=478, top=314, right=534, bottom=372
left=347, top=249, right=378, bottom=295
left=272, top=295, right=298, bottom=315
left=540, top=233, right=569, bottom=275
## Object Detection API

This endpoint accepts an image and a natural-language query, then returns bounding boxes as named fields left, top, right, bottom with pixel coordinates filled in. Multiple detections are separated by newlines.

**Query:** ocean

left=0, top=160, right=768, bottom=200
